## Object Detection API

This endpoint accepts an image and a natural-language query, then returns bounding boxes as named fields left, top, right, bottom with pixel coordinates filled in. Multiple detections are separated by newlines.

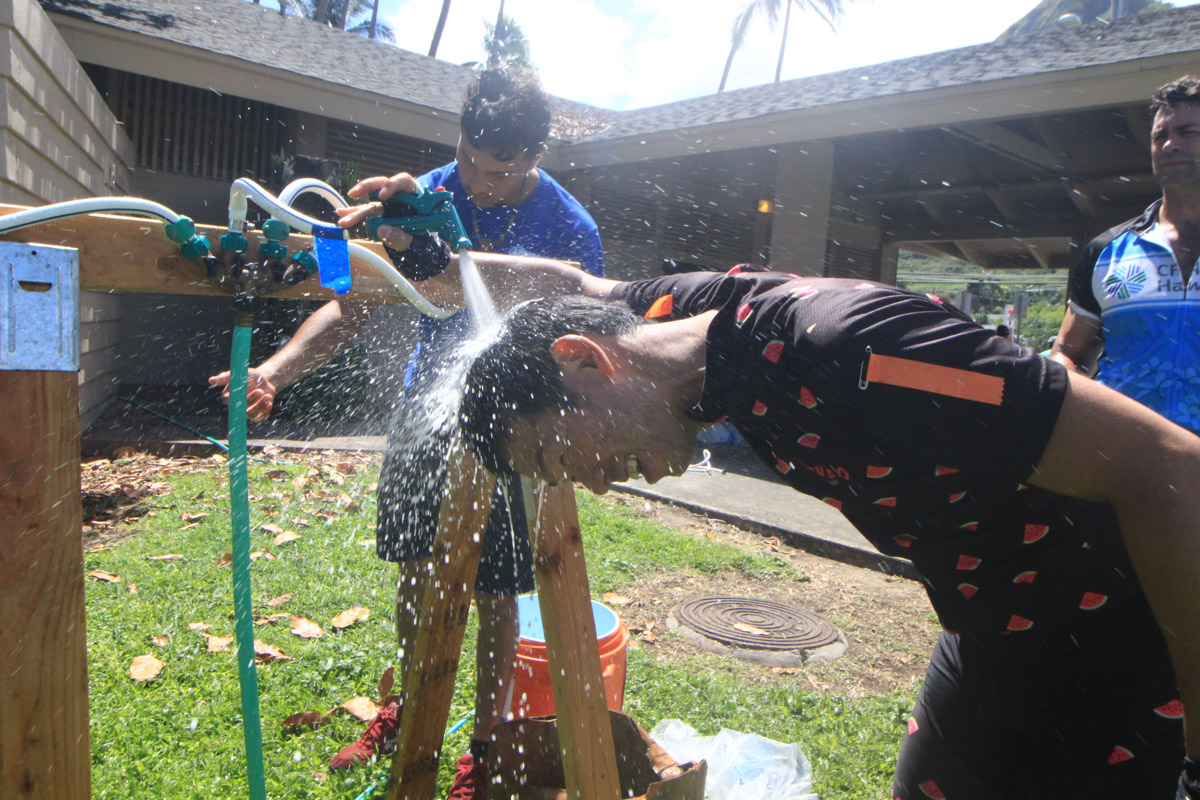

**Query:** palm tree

left=278, top=0, right=394, bottom=42
left=484, top=13, right=532, bottom=69
left=429, top=0, right=453, bottom=56
left=718, top=0, right=848, bottom=92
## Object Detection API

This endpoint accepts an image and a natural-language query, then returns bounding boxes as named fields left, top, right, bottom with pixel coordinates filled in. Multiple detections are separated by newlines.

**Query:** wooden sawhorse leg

left=384, top=447, right=620, bottom=800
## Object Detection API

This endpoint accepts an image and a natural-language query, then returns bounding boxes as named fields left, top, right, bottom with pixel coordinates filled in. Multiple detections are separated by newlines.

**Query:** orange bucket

left=511, top=594, right=629, bottom=719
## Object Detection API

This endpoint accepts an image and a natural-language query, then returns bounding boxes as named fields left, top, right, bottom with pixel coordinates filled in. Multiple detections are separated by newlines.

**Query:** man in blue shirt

left=209, top=66, right=603, bottom=798
left=1052, top=76, right=1200, bottom=433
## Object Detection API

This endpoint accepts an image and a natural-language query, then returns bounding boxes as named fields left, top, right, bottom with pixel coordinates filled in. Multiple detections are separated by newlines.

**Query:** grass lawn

left=82, top=452, right=915, bottom=799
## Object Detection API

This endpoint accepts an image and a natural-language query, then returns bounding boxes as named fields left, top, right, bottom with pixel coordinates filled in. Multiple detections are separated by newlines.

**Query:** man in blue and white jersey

left=1052, top=75, right=1200, bottom=433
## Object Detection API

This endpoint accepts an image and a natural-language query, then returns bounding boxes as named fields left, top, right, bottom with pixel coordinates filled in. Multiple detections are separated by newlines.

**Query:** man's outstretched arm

left=336, top=174, right=617, bottom=311
left=1028, top=371, right=1200, bottom=757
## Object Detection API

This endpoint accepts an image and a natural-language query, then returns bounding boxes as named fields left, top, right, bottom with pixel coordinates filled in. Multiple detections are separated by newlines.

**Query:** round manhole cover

left=669, top=596, right=845, bottom=666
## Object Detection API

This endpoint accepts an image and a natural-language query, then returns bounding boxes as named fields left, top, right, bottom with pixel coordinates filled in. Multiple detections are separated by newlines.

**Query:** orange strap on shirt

left=865, top=352, right=1004, bottom=406
left=644, top=294, right=674, bottom=319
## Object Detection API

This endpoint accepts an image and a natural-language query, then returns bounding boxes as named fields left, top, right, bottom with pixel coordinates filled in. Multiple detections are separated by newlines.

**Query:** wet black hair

left=460, top=67, right=552, bottom=162
left=460, top=295, right=643, bottom=472
left=1151, top=75, right=1200, bottom=113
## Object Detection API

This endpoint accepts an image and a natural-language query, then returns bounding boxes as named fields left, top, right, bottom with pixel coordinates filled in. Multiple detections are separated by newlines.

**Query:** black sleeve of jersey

left=1066, top=234, right=1108, bottom=317
left=609, top=271, right=796, bottom=319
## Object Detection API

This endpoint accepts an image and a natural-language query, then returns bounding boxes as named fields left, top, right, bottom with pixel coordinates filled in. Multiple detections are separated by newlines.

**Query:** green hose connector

left=292, top=250, right=318, bottom=276
left=164, top=216, right=196, bottom=243
left=221, top=231, right=249, bottom=253
left=261, top=218, right=290, bottom=241
left=259, top=240, right=289, bottom=261
left=180, top=234, right=210, bottom=260
left=228, top=318, right=268, bottom=800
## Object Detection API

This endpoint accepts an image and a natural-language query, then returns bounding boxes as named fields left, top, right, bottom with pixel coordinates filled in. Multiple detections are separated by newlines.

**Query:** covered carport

left=551, top=4, right=1200, bottom=281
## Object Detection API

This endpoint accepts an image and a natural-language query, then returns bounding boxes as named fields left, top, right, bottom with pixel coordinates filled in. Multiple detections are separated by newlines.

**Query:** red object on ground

left=329, top=702, right=401, bottom=771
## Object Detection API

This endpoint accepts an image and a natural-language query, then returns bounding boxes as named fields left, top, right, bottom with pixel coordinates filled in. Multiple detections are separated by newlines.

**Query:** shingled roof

left=38, top=0, right=613, bottom=138
left=587, top=3, right=1200, bottom=143
left=38, top=0, right=1200, bottom=146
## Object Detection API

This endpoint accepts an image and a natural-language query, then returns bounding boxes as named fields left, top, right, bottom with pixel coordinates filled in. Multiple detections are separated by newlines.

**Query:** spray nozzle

left=363, top=187, right=472, bottom=253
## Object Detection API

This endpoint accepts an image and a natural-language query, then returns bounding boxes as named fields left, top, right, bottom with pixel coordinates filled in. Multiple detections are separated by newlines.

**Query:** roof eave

left=559, top=48, right=1200, bottom=167
left=47, top=11, right=462, bottom=144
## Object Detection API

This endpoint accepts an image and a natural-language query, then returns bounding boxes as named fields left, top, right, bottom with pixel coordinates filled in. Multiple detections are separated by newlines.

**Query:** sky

left=342, top=0, right=1200, bottom=111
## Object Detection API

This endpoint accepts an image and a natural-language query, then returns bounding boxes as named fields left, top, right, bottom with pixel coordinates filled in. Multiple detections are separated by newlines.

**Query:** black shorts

left=375, top=404, right=534, bottom=597
left=893, top=594, right=1182, bottom=799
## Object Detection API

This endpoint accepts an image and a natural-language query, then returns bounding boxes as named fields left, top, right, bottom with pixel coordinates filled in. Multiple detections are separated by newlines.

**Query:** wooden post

left=0, top=370, right=89, bottom=799
left=386, top=445, right=496, bottom=800
left=527, top=479, right=622, bottom=800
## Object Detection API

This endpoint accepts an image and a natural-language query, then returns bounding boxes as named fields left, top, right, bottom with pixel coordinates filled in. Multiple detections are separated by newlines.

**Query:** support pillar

left=770, top=141, right=835, bottom=274
left=0, top=242, right=90, bottom=799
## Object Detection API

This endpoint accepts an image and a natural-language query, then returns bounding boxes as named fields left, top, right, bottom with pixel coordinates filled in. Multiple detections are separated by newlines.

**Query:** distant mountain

left=997, top=0, right=1170, bottom=40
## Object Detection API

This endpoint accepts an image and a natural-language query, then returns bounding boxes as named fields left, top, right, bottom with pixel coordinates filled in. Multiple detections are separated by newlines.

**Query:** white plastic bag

left=650, top=719, right=819, bottom=800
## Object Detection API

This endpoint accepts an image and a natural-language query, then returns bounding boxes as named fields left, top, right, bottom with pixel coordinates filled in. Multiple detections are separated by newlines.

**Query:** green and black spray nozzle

left=364, top=185, right=472, bottom=253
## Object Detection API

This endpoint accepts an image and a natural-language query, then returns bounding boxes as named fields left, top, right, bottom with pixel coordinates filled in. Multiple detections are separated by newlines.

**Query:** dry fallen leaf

left=378, top=667, right=395, bottom=703
left=254, top=613, right=289, bottom=626
left=331, top=606, right=370, bottom=630
left=734, top=622, right=770, bottom=636
left=254, top=640, right=292, bottom=663
left=281, top=711, right=328, bottom=730
left=273, top=530, right=301, bottom=546
left=88, top=570, right=121, bottom=583
left=114, top=445, right=138, bottom=459
left=130, top=654, right=163, bottom=681
left=264, top=469, right=288, bottom=481
left=205, top=634, right=234, bottom=653
left=188, top=622, right=211, bottom=631
left=216, top=552, right=233, bottom=568
left=151, top=634, right=171, bottom=647
left=260, top=523, right=284, bottom=536
left=335, top=697, right=380, bottom=721
left=128, top=584, right=138, bottom=594
left=266, top=593, right=294, bottom=608
left=290, top=616, right=324, bottom=639
left=602, top=593, right=632, bottom=607
left=181, top=512, right=209, bottom=523
left=148, top=554, right=183, bottom=562
left=249, top=550, right=276, bottom=561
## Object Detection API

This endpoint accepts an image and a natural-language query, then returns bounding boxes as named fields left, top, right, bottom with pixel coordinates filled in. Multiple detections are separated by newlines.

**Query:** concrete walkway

left=84, top=414, right=914, bottom=578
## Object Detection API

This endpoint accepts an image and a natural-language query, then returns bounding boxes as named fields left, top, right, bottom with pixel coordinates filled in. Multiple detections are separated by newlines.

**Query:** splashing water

left=459, top=250, right=499, bottom=336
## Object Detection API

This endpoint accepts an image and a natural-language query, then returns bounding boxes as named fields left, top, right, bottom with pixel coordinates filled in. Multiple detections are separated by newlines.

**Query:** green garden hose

left=228, top=313, right=268, bottom=800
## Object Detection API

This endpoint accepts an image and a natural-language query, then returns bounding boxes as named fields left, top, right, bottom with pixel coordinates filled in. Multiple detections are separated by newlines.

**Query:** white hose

left=0, top=196, right=182, bottom=234
left=347, top=241, right=455, bottom=319
left=277, top=178, right=348, bottom=212
left=227, top=177, right=456, bottom=319
left=228, top=178, right=333, bottom=235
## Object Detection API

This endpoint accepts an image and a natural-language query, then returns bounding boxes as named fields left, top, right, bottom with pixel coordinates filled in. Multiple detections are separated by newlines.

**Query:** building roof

left=41, top=0, right=473, bottom=113
left=586, top=4, right=1200, bottom=143
left=39, top=0, right=1200, bottom=147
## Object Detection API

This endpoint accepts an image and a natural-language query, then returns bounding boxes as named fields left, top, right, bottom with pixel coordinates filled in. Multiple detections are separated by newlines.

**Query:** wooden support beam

left=0, top=370, right=90, bottom=800
left=386, top=445, right=496, bottom=800
left=947, top=122, right=1065, bottom=172
left=1121, top=104, right=1153, bottom=153
left=0, top=203, right=412, bottom=303
left=526, top=479, right=622, bottom=800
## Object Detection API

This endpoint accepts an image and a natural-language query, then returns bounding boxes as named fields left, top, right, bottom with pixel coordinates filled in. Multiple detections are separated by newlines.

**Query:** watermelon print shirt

left=610, top=270, right=1143, bottom=638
